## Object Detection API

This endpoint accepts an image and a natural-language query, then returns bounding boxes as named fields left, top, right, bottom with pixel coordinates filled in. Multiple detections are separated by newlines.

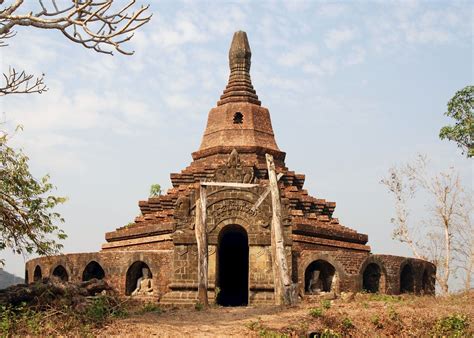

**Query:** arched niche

left=362, top=263, right=382, bottom=293
left=304, top=260, right=336, bottom=294
left=52, top=265, right=69, bottom=281
left=33, top=265, right=42, bottom=282
left=82, top=261, right=105, bottom=281
left=400, top=264, right=414, bottom=293
left=126, top=261, right=152, bottom=296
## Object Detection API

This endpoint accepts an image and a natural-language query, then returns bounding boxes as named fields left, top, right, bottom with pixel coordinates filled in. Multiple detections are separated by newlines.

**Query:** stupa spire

left=217, top=31, right=261, bottom=106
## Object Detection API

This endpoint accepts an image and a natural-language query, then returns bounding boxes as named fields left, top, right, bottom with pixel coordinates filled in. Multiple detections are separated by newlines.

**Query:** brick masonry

left=26, top=31, right=435, bottom=306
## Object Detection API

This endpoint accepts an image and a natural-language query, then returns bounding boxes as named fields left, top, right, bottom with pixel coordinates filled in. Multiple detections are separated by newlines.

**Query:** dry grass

left=98, top=291, right=473, bottom=337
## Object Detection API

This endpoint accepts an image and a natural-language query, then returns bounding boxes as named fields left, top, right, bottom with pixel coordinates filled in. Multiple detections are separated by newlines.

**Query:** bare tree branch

left=0, top=67, right=47, bottom=96
left=0, top=0, right=152, bottom=55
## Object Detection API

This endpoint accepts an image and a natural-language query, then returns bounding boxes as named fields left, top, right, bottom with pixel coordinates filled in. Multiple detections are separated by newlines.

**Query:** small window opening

left=233, top=112, right=243, bottom=124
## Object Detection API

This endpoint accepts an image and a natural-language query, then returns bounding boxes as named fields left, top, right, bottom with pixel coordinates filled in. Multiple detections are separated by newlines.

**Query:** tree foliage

left=0, top=128, right=67, bottom=265
left=439, top=85, right=474, bottom=158
left=149, top=184, right=161, bottom=197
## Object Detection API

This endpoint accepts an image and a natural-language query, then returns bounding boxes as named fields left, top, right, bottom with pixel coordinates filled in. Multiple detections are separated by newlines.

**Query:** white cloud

left=303, top=58, right=337, bottom=76
left=344, top=46, right=366, bottom=66
left=324, top=27, right=357, bottom=50
left=315, top=3, right=347, bottom=17
left=277, top=44, right=318, bottom=67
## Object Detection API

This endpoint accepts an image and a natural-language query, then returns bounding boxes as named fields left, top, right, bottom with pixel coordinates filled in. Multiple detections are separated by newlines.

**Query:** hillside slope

left=0, top=269, right=23, bottom=290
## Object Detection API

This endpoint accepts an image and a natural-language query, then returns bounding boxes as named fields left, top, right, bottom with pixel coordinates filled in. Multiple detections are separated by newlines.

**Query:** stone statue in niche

left=308, top=270, right=323, bottom=294
left=131, top=267, right=154, bottom=296
left=214, top=149, right=255, bottom=183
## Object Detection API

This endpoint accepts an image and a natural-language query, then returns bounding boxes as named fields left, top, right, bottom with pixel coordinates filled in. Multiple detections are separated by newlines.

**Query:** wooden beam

left=195, top=185, right=209, bottom=307
left=266, top=153, right=294, bottom=305
left=200, top=181, right=259, bottom=188
left=251, top=173, right=283, bottom=212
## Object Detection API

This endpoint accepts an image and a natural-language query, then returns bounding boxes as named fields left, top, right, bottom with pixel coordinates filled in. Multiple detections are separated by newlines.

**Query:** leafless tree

left=381, top=154, right=473, bottom=294
left=0, top=0, right=151, bottom=96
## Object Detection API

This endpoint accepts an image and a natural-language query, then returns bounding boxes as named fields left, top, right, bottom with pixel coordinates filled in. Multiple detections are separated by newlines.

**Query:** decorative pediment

left=214, top=149, right=255, bottom=183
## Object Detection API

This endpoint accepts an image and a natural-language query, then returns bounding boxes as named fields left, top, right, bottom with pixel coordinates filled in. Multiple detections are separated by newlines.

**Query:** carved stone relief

left=214, top=149, right=255, bottom=183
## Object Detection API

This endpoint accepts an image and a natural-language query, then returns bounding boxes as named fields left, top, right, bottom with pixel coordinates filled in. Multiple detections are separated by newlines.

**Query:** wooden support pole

left=195, top=185, right=209, bottom=307
left=266, top=153, right=294, bottom=305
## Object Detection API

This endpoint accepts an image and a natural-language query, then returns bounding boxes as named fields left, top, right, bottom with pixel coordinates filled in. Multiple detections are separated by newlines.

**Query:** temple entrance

left=217, top=224, right=248, bottom=306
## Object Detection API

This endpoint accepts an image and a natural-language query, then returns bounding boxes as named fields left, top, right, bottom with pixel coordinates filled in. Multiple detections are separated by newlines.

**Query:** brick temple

left=25, top=31, right=435, bottom=305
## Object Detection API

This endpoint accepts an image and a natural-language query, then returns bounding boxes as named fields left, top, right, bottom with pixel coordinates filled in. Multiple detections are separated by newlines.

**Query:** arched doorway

left=126, top=261, right=152, bottom=296
left=82, top=261, right=105, bottom=281
left=304, top=260, right=336, bottom=294
left=363, top=263, right=381, bottom=293
left=217, top=224, right=249, bottom=306
left=33, top=265, right=42, bottom=282
left=52, top=265, right=69, bottom=281
left=400, top=264, right=414, bottom=293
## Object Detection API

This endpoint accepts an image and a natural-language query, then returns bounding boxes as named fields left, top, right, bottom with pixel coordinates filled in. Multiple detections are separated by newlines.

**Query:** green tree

left=439, top=86, right=474, bottom=158
left=0, top=127, right=67, bottom=266
left=0, top=1, right=151, bottom=265
left=149, top=184, right=162, bottom=197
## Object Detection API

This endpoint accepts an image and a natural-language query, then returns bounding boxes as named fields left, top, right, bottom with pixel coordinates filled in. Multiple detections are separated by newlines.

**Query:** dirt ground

left=99, top=291, right=473, bottom=337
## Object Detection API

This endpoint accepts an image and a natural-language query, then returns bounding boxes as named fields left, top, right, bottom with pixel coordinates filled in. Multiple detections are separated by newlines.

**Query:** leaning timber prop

left=266, top=153, right=295, bottom=305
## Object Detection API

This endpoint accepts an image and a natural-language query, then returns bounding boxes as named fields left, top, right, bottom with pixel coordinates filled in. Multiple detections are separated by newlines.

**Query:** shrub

left=341, top=317, right=354, bottom=330
left=139, top=302, right=162, bottom=314
left=321, top=300, right=331, bottom=310
left=309, top=307, right=324, bottom=318
left=432, top=314, right=469, bottom=337
left=387, top=306, right=400, bottom=321
left=195, top=302, right=204, bottom=311
left=85, top=295, right=128, bottom=323
left=370, top=314, right=383, bottom=329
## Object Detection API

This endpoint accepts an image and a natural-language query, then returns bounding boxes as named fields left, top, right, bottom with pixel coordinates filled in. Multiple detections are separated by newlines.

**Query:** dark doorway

left=304, top=260, right=336, bottom=294
left=82, top=261, right=105, bottom=281
left=33, top=266, right=42, bottom=282
left=363, top=263, right=381, bottom=293
left=217, top=224, right=249, bottom=306
left=400, top=264, right=414, bottom=293
left=52, top=265, right=69, bottom=281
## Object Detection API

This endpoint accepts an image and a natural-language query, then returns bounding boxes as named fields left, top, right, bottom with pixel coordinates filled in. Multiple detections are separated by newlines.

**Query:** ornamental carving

left=214, top=149, right=255, bottom=183
left=209, top=198, right=270, bottom=231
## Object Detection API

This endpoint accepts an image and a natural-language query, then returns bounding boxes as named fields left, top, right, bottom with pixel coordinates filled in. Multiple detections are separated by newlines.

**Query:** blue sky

left=1, top=0, right=472, bottom=286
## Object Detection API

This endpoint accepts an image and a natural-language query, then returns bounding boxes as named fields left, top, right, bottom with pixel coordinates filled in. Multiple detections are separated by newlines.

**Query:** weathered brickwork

left=26, top=31, right=435, bottom=306
left=25, top=251, right=173, bottom=298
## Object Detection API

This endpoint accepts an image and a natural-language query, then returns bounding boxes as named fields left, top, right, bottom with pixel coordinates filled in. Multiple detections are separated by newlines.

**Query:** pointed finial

left=229, top=31, right=251, bottom=72
left=217, top=31, right=261, bottom=106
